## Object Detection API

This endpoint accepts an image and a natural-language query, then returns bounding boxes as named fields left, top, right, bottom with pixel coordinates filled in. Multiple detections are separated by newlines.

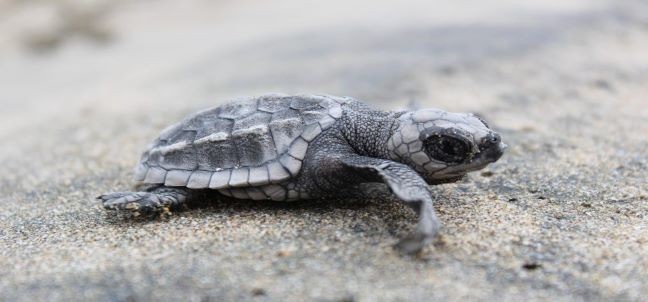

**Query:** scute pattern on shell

left=133, top=94, right=346, bottom=188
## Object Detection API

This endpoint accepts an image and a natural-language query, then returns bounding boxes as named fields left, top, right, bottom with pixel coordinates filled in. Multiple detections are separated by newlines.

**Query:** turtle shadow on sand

left=101, top=187, right=433, bottom=250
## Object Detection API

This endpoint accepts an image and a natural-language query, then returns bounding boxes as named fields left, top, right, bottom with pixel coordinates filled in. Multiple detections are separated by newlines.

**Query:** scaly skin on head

left=336, top=104, right=505, bottom=184
left=387, top=108, right=506, bottom=183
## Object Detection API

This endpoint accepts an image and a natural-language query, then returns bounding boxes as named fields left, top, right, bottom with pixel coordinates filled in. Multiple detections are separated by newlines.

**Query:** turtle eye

left=423, top=134, right=471, bottom=164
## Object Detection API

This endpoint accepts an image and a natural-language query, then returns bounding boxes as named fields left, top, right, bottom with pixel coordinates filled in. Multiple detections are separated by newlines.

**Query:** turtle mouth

left=476, top=141, right=507, bottom=163
left=476, top=133, right=506, bottom=162
left=429, top=141, right=506, bottom=178
left=463, top=141, right=507, bottom=169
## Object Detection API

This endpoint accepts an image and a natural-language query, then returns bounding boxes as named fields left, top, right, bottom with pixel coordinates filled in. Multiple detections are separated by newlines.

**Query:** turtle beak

left=477, top=133, right=506, bottom=163
left=483, top=142, right=506, bottom=162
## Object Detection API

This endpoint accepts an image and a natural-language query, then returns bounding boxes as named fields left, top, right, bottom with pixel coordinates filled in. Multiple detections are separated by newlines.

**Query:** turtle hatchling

left=99, top=94, right=506, bottom=253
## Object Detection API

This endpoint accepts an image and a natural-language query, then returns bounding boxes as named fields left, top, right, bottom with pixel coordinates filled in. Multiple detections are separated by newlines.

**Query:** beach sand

left=1, top=0, right=647, bottom=300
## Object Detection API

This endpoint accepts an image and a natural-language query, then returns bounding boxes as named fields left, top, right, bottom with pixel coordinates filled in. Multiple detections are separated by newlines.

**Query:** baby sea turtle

left=99, top=94, right=506, bottom=253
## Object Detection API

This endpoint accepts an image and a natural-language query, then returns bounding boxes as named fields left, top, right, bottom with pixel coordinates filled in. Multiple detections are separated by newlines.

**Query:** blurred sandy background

left=1, top=0, right=647, bottom=301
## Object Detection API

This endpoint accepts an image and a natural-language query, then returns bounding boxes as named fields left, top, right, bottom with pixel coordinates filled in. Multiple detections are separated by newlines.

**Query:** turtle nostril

left=480, top=134, right=500, bottom=150
left=491, top=134, right=500, bottom=143
left=479, top=133, right=502, bottom=152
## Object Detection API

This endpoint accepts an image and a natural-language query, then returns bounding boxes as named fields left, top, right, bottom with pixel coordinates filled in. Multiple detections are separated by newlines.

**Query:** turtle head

left=388, top=108, right=506, bottom=184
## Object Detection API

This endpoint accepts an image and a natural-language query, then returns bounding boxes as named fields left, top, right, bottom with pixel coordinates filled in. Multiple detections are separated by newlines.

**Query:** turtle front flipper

left=332, top=155, right=442, bottom=254
left=98, top=186, right=195, bottom=216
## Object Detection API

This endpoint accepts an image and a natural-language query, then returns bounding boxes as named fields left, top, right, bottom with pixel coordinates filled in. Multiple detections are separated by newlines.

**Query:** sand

left=1, top=0, right=647, bottom=301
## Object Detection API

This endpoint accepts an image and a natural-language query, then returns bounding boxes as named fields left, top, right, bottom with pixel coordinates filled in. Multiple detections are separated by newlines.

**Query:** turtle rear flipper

left=99, top=186, right=192, bottom=216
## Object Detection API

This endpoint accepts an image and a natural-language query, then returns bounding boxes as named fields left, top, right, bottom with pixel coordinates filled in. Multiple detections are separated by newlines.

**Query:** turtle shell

left=133, top=94, right=347, bottom=189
